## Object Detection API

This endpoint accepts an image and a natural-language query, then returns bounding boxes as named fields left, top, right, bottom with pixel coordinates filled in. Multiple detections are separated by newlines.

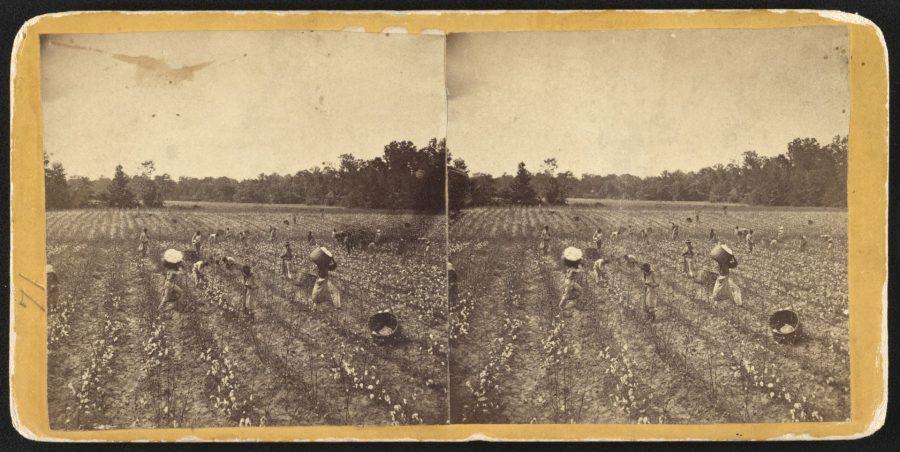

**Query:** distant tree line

left=449, top=136, right=847, bottom=211
left=44, top=138, right=447, bottom=213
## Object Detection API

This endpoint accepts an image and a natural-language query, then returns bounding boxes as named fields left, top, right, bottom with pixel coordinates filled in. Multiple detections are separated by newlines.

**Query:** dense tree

left=106, top=165, right=137, bottom=208
left=508, top=162, right=539, bottom=205
left=43, top=154, right=70, bottom=210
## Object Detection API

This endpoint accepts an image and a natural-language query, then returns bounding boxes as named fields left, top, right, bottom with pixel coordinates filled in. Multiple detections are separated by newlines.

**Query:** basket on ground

left=368, top=312, right=400, bottom=343
left=769, top=309, right=802, bottom=344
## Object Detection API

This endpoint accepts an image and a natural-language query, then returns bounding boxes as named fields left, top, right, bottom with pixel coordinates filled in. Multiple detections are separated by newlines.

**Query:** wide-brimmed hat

left=562, top=246, right=583, bottom=262
left=162, top=249, right=184, bottom=264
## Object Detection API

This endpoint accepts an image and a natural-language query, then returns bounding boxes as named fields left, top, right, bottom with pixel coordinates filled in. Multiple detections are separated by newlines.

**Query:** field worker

left=682, top=240, right=695, bottom=278
left=238, top=230, right=246, bottom=244
left=192, top=260, right=209, bottom=286
left=343, top=231, right=353, bottom=253
left=307, top=231, right=314, bottom=245
left=695, top=211, right=700, bottom=223
left=158, top=250, right=184, bottom=312
left=670, top=222, right=679, bottom=240
left=711, top=246, right=743, bottom=306
left=423, top=237, right=431, bottom=255
left=777, top=225, right=785, bottom=241
left=375, top=229, right=383, bottom=244
left=610, top=230, right=619, bottom=241
left=799, top=235, right=808, bottom=252
left=241, top=265, right=256, bottom=315
left=591, top=257, right=608, bottom=287
left=448, top=262, right=459, bottom=302
left=281, top=242, right=294, bottom=280
left=639, top=228, right=648, bottom=241
left=269, top=226, right=278, bottom=241
left=746, top=229, right=755, bottom=253
left=641, top=263, right=660, bottom=322
left=138, top=228, right=150, bottom=257
left=823, top=234, right=835, bottom=250
left=539, top=225, right=551, bottom=255
left=709, top=228, right=718, bottom=243
left=191, top=230, right=203, bottom=254
left=46, top=264, right=58, bottom=297
left=223, top=227, right=231, bottom=240
left=310, top=248, right=341, bottom=311
left=221, top=256, right=237, bottom=270
left=558, top=247, right=588, bottom=310
left=622, top=253, right=639, bottom=270
left=292, top=213, right=297, bottom=225
left=208, top=232, right=217, bottom=243
left=592, top=228, right=603, bottom=252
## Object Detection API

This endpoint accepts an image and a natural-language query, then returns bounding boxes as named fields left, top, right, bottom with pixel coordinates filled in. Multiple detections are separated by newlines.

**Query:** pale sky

left=447, top=28, right=849, bottom=177
left=40, top=31, right=446, bottom=179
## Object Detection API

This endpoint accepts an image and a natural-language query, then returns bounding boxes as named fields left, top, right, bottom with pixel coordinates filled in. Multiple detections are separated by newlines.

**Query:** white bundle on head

left=162, top=249, right=184, bottom=264
left=562, top=246, right=583, bottom=262
left=321, top=247, right=333, bottom=257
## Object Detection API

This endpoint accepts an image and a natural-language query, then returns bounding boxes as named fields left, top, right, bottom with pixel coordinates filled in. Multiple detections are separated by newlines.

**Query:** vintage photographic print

left=447, top=28, right=850, bottom=424
left=41, top=30, right=449, bottom=429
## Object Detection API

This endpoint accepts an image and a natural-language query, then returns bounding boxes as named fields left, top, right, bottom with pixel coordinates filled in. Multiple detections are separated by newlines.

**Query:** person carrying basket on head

left=710, top=244, right=743, bottom=306
left=158, top=249, right=185, bottom=312
left=559, top=247, right=589, bottom=310
left=309, top=247, right=341, bottom=311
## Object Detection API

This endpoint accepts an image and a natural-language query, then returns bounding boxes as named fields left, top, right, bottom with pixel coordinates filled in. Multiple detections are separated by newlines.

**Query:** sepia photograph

left=447, top=28, right=850, bottom=424
left=41, top=30, right=449, bottom=429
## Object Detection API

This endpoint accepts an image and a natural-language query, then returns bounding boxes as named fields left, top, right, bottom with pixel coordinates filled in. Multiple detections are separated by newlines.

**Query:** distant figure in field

left=682, top=240, right=695, bottom=278
left=777, top=225, right=785, bottom=242
left=342, top=231, right=353, bottom=253
left=641, top=263, right=660, bottom=322
left=208, top=232, right=217, bottom=243
left=223, top=227, right=231, bottom=240
left=192, top=260, right=209, bottom=286
left=799, top=234, right=808, bottom=252
left=670, top=222, right=679, bottom=240
left=592, top=228, right=603, bottom=252
left=723, top=205, right=728, bottom=216
left=307, top=231, right=314, bottom=245
left=375, top=229, right=383, bottom=244
left=332, top=228, right=348, bottom=242
left=622, top=253, right=639, bottom=270
left=292, top=213, right=297, bottom=225
left=709, top=228, right=718, bottom=243
left=138, top=227, right=150, bottom=257
left=539, top=225, right=550, bottom=255
left=448, top=262, right=459, bottom=301
left=610, top=230, right=619, bottom=241
left=696, top=211, right=700, bottom=223
left=281, top=242, right=294, bottom=280
left=191, top=230, right=203, bottom=255
left=269, top=225, right=277, bottom=241
left=746, top=229, right=755, bottom=253
left=821, top=234, right=834, bottom=250
left=591, top=257, right=608, bottom=286
left=639, top=228, right=648, bottom=241
left=241, top=264, right=256, bottom=316
left=734, top=226, right=750, bottom=238
left=238, top=230, right=246, bottom=244
left=221, top=256, right=237, bottom=270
